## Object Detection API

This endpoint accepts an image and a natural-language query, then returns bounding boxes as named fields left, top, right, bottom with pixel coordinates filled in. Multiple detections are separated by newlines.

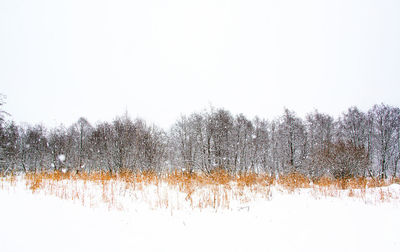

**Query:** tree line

left=1, top=99, right=399, bottom=179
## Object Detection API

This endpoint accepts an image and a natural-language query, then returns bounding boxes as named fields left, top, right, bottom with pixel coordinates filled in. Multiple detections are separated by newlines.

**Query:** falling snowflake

left=58, top=154, right=65, bottom=162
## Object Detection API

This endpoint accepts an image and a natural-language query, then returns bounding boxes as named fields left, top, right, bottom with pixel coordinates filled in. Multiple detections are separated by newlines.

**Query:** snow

left=58, top=154, right=65, bottom=162
left=0, top=178, right=399, bottom=252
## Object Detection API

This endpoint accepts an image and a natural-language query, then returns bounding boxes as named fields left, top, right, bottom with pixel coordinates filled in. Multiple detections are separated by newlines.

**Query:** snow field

left=0, top=176, right=399, bottom=252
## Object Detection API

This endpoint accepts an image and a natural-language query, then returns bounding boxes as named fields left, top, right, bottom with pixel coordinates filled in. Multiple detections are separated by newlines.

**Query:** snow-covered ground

left=1, top=178, right=399, bottom=252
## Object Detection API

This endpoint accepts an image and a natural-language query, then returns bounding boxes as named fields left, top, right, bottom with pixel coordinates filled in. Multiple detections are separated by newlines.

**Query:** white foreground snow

left=0, top=179, right=399, bottom=252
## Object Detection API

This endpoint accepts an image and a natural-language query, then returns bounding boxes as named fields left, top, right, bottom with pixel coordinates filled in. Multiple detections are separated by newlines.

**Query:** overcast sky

left=1, top=0, right=400, bottom=129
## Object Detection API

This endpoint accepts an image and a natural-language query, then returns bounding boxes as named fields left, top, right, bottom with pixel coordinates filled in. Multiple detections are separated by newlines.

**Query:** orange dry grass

left=278, top=173, right=310, bottom=191
left=312, top=176, right=390, bottom=189
left=2, top=170, right=398, bottom=210
left=20, top=170, right=391, bottom=193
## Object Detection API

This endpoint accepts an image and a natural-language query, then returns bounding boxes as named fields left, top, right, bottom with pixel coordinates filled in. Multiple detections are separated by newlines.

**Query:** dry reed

left=1, top=170, right=398, bottom=211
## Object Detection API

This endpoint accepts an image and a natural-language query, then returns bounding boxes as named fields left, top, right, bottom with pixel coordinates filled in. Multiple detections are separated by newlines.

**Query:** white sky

left=1, top=0, right=400, bottom=129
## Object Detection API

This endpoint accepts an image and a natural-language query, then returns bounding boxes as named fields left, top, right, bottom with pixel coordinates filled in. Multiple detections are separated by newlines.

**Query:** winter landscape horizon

left=1, top=100, right=400, bottom=252
left=1, top=0, right=400, bottom=251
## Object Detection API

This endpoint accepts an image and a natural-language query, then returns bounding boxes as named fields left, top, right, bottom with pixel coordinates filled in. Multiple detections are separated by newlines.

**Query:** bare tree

left=20, top=125, right=49, bottom=172
left=171, top=115, right=197, bottom=173
left=1, top=101, right=400, bottom=178
left=251, top=117, right=270, bottom=173
left=277, top=109, right=307, bottom=174
left=1, top=121, right=20, bottom=174
left=0, top=94, right=9, bottom=124
left=73, top=117, right=92, bottom=173
left=318, top=141, right=368, bottom=186
left=0, top=94, right=9, bottom=171
left=231, top=114, right=253, bottom=173
left=89, top=122, right=114, bottom=173
left=394, top=125, right=400, bottom=178
left=338, top=107, right=373, bottom=177
left=339, top=107, right=368, bottom=148
left=306, top=110, right=334, bottom=153
left=306, top=110, right=335, bottom=178
left=48, top=126, right=70, bottom=172
left=369, top=104, right=400, bottom=179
